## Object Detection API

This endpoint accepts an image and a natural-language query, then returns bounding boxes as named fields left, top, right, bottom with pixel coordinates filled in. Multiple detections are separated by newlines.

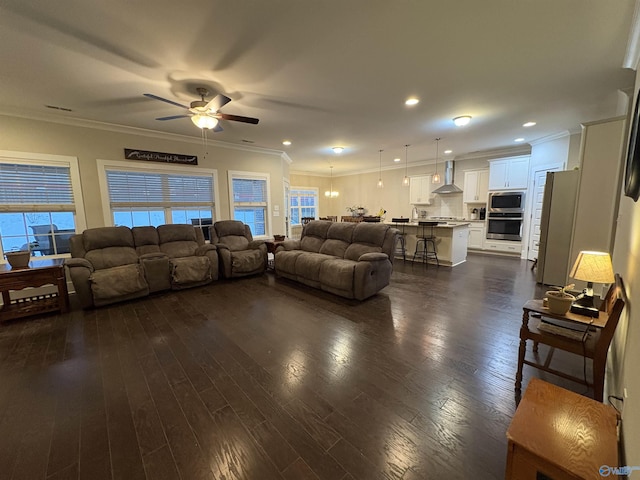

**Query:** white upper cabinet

left=488, top=156, right=530, bottom=190
left=409, top=175, right=433, bottom=204
left=463, top=169, right=489, bottom=203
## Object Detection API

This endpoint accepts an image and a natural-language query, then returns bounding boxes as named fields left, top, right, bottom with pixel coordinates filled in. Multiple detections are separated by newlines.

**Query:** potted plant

left=546, top=283, right=575, bottom=315
left=346, top=205, right=366, bottom=217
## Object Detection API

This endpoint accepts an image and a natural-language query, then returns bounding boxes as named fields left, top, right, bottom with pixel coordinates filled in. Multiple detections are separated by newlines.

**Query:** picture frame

left=624, top=92, right=640, bottom=202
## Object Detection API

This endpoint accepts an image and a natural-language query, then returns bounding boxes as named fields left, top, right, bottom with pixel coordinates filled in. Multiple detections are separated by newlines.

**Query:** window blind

left=0, top=163, right=75, bottom=211
left=106, top=170, right=214, bottom=207
left=232, top=178, right=266, bottom=203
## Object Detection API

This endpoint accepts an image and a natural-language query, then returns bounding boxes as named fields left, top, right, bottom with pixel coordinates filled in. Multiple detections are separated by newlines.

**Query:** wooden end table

left=264, top=239, right=286, bottom=270
left=506, top=378, right=618, bottom=479
left=0, top=259, right=69, bottom=322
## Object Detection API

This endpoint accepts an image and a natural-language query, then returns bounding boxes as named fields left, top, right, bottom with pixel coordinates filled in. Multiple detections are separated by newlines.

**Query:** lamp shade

left=569, top=251, right=615, bottom=284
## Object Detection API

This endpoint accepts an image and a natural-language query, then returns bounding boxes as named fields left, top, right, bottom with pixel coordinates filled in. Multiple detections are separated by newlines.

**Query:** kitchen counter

left=386, top=221, right=469, bottom=266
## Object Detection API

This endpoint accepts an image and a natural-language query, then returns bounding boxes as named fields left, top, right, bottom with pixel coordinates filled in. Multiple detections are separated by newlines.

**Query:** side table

left=264, top=240, right=286, bottom=270
left=506, top=378, right=618, bottom=480
left=0, top=259, right=69, bottom=322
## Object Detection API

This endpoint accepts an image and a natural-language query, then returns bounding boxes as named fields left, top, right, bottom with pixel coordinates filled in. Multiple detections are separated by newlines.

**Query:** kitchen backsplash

left=429, top=194, right=465, bottom=218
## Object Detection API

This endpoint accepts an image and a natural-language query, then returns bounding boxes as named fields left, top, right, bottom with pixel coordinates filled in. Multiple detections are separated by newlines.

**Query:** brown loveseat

left=66, top=224, right=218, bottom=308
left=210, top=220, right=267, bottom=278
left=275, top=220, right=398, bottom=300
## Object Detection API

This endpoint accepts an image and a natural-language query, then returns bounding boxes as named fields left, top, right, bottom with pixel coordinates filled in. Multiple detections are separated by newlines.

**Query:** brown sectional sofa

left=274, top=220, right=398, bottom=300
left=66, top=224, right=218, bottom=308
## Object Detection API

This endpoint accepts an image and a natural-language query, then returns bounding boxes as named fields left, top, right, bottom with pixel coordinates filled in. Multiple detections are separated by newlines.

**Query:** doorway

left=527, top=163, right=564, bottom=260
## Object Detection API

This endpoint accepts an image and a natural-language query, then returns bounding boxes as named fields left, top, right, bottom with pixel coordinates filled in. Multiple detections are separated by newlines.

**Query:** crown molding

left=624, top=0, right=640, bottom=69
left=0, top=108, right=289, bottom=160
left=451, top=145, right=531, bottom=162
left=528, top=130, right=571, bottom=146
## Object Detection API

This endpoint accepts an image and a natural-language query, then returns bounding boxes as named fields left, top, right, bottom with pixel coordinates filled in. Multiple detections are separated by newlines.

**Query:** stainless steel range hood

left=432, top=160, right=463, bottom=194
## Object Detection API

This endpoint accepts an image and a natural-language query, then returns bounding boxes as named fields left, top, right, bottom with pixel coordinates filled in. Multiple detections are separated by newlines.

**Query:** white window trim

left=227, top=170, right=271, bottom=239
left=290, top=186, right=319, bottom=226
left=96, top=159, right=221, bottom=226
left=0, top=149, right=87, bottom=235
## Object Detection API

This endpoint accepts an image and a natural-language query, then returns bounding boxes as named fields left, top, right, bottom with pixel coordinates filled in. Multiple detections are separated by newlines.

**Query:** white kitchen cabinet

left=488, top=157, right=529, bottom=190
left=463, top=169, right=489, bottom=203
left=409, top=175, right=433, bottom=204
left=467, top=224, right=485, bottom=250
left=484, top=239, right=522, bottom=255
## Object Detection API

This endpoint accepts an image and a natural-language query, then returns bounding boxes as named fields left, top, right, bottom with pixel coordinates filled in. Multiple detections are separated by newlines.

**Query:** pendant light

left=432, top=137, right=442, bottom=184
left=402, top=144, right=410, bottom=186
left=377, top=149, right=384, bottom=188
left=325, top=165, right=339, bottom=197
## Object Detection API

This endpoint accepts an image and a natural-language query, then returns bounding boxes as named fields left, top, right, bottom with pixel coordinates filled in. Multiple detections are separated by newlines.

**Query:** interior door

left=283, top=179, right=290, bottom=238
left=528, top=164, right=562, bottom=260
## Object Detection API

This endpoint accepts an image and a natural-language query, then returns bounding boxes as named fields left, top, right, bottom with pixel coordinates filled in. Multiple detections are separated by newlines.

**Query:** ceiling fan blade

left=205, top=94, right=232, bottom=112
left=143, top=93, right=189, bottom=109
left=218, top=113, right=260, bottom=124
left=156, top=114, right=191, bottom=121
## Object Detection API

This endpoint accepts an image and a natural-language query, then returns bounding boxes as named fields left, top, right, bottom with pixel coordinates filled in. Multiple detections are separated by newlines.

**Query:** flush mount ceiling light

left=402, top=144, right=410, bottom=186
left=191, top=114, right=219, bottom=129
left=453, top=115, right=472, bottom=127
left=444, top=149, right=452, bottom=154
left=523, top=121, right=537, bottom=127
left=282, top=140, right=292, bottom=146
left=393, top=157, right=401, bottom=163
left=432, top=138, right=442, bottom=184
left=332, top=146, right=344, bottom=154
left=377, top=149, right=384, bottom=188
left=514, top=137, right=525, bottom=142
left=405, top=97, right=419, bottom=106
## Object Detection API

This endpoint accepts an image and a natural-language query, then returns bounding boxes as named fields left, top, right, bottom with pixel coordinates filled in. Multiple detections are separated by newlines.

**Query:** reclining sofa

left=210, top=220, right=268, bottom=278
left=66, top=224, right=218, bottom=308
left=275, top=220, right=398, bottom=300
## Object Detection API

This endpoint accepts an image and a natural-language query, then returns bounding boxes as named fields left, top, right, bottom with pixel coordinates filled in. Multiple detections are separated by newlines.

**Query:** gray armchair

left=210, top=220, right=267, bottom=278
left=66, top=226, right=149, bottom=308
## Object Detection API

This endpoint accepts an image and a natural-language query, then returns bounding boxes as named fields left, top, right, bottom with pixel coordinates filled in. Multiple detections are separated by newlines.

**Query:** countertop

left=385, top=221, right=470, bottom=228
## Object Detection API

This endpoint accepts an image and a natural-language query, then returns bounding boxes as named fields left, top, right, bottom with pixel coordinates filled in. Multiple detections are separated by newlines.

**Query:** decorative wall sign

left=624, top=93, right=640, bottom=202
left=124, top=149, right=198, bottom=165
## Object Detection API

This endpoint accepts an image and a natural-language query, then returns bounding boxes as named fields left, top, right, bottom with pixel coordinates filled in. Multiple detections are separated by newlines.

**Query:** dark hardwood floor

left=0, top=253, right=595, bottom=480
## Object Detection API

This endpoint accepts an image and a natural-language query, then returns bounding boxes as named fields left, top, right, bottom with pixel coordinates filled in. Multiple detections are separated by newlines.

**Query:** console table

left=506, top=378, right=618, bottom=480
left=0, top=259, right=69, bottom=322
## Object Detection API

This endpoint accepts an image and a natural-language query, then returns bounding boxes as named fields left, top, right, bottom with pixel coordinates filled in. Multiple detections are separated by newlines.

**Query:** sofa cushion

left=319, top=259, right=356, bottom=292
left=299, top=221, right=332, bottom=252
left=353, top=222, right=389, bottom=246
left=220, top=235, right=250, bottom=252
left=89, top=264, right=148, bottom=301
left=319, top=239, right=350, bottom=258
left=132, top=226, right=161, bottom=255
left=85, top=246, right=140, bottom=270
left=83, top=226, right=134, bottom=251
left=215, top=220, right=247, bottom=237
left=231, top=249, right=264, bottom=273
left=344, top=243, right=383, bottom=262
left=170, top=256, right=211, bottom=285
left=327, top=222, right=355, bottom=242
left=274, top=250, right=305, bottom=275
left=295, top=252, right=330, bottom=283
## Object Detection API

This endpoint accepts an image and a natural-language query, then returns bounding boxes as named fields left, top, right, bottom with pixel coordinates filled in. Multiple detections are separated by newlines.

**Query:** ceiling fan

left=143, top=87, right=259, bottom=131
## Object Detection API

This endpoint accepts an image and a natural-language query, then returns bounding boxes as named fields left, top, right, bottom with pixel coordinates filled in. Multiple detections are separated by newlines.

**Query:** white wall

left=0, top=114, right=289, bottom=236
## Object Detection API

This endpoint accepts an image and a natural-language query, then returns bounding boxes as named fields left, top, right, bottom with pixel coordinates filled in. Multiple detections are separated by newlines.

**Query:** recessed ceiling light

left=405, top=97, right=419, bottom=106
left=332, top=146, right=344, bottom=154
left=444, top=149, right=452, bottom=154
left=514, top=138, right=525, bottom=142
left=523, top=122, right=536, bottom=127
left=453, top=115, right=472, bottom=127
left=393, top=158, right=401, bottom=163
left=282, top=140, right=292, bottom=146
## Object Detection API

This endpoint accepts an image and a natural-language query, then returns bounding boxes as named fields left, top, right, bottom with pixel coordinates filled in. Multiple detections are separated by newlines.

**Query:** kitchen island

left=387, top=221, right=470, bottom=266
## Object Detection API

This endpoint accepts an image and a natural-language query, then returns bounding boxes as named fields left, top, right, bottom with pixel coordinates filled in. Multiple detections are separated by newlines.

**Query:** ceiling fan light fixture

left=191, top=114, right=218, bottom=129
left=332, top=146, right=344, bottom=154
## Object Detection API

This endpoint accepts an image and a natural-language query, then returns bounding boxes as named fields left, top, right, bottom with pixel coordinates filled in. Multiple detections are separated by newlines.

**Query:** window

left=99, top=161, right=218, bottom=235
left=229, top=172, right=270, bottom=237
left=290, top=188, right=318, bottom=226
left=0, top=151, right=85, bottom=258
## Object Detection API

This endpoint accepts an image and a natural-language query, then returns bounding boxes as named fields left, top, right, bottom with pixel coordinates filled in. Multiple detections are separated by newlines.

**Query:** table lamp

left=569, top=251, right=615, bottom=312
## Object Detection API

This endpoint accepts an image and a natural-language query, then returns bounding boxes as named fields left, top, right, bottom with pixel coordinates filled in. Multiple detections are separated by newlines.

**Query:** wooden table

left=506, top=378, right=618, bottom=479
left=0, top=259, right=69, bottom=322
left=515, top=299, right=609, bottom=395
left=264, top=240, right=286, bottom=270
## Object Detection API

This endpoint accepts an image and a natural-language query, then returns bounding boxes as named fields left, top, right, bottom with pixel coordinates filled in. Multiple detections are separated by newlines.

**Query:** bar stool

left=412, top=221, right=439, bottom=267
left=392, top=218, right=409, bottom=262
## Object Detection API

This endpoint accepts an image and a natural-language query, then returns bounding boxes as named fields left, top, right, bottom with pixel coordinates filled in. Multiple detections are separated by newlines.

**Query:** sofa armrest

left=196, top=244, right=217, bottom=256
left=64, top=257, right=94, bottom=272
left=248, top=240, right=266, bottom=251
left=276, top=239, right=301, bottom=252
left=214, top=243, right=230, bottom=251
left=358, top=252, right=389, bottom=262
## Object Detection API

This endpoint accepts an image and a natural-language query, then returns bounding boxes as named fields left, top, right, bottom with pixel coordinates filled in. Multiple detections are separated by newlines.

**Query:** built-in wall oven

left=486, top=191, right=525, bottom=241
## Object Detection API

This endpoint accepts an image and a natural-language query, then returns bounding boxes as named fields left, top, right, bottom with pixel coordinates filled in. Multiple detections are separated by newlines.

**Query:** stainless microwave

left=488, top=191, right=525, bottom=212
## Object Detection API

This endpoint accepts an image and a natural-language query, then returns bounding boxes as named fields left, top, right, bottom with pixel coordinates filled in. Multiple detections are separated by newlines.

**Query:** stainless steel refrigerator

left=536, top=170, right=580, bottom=286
